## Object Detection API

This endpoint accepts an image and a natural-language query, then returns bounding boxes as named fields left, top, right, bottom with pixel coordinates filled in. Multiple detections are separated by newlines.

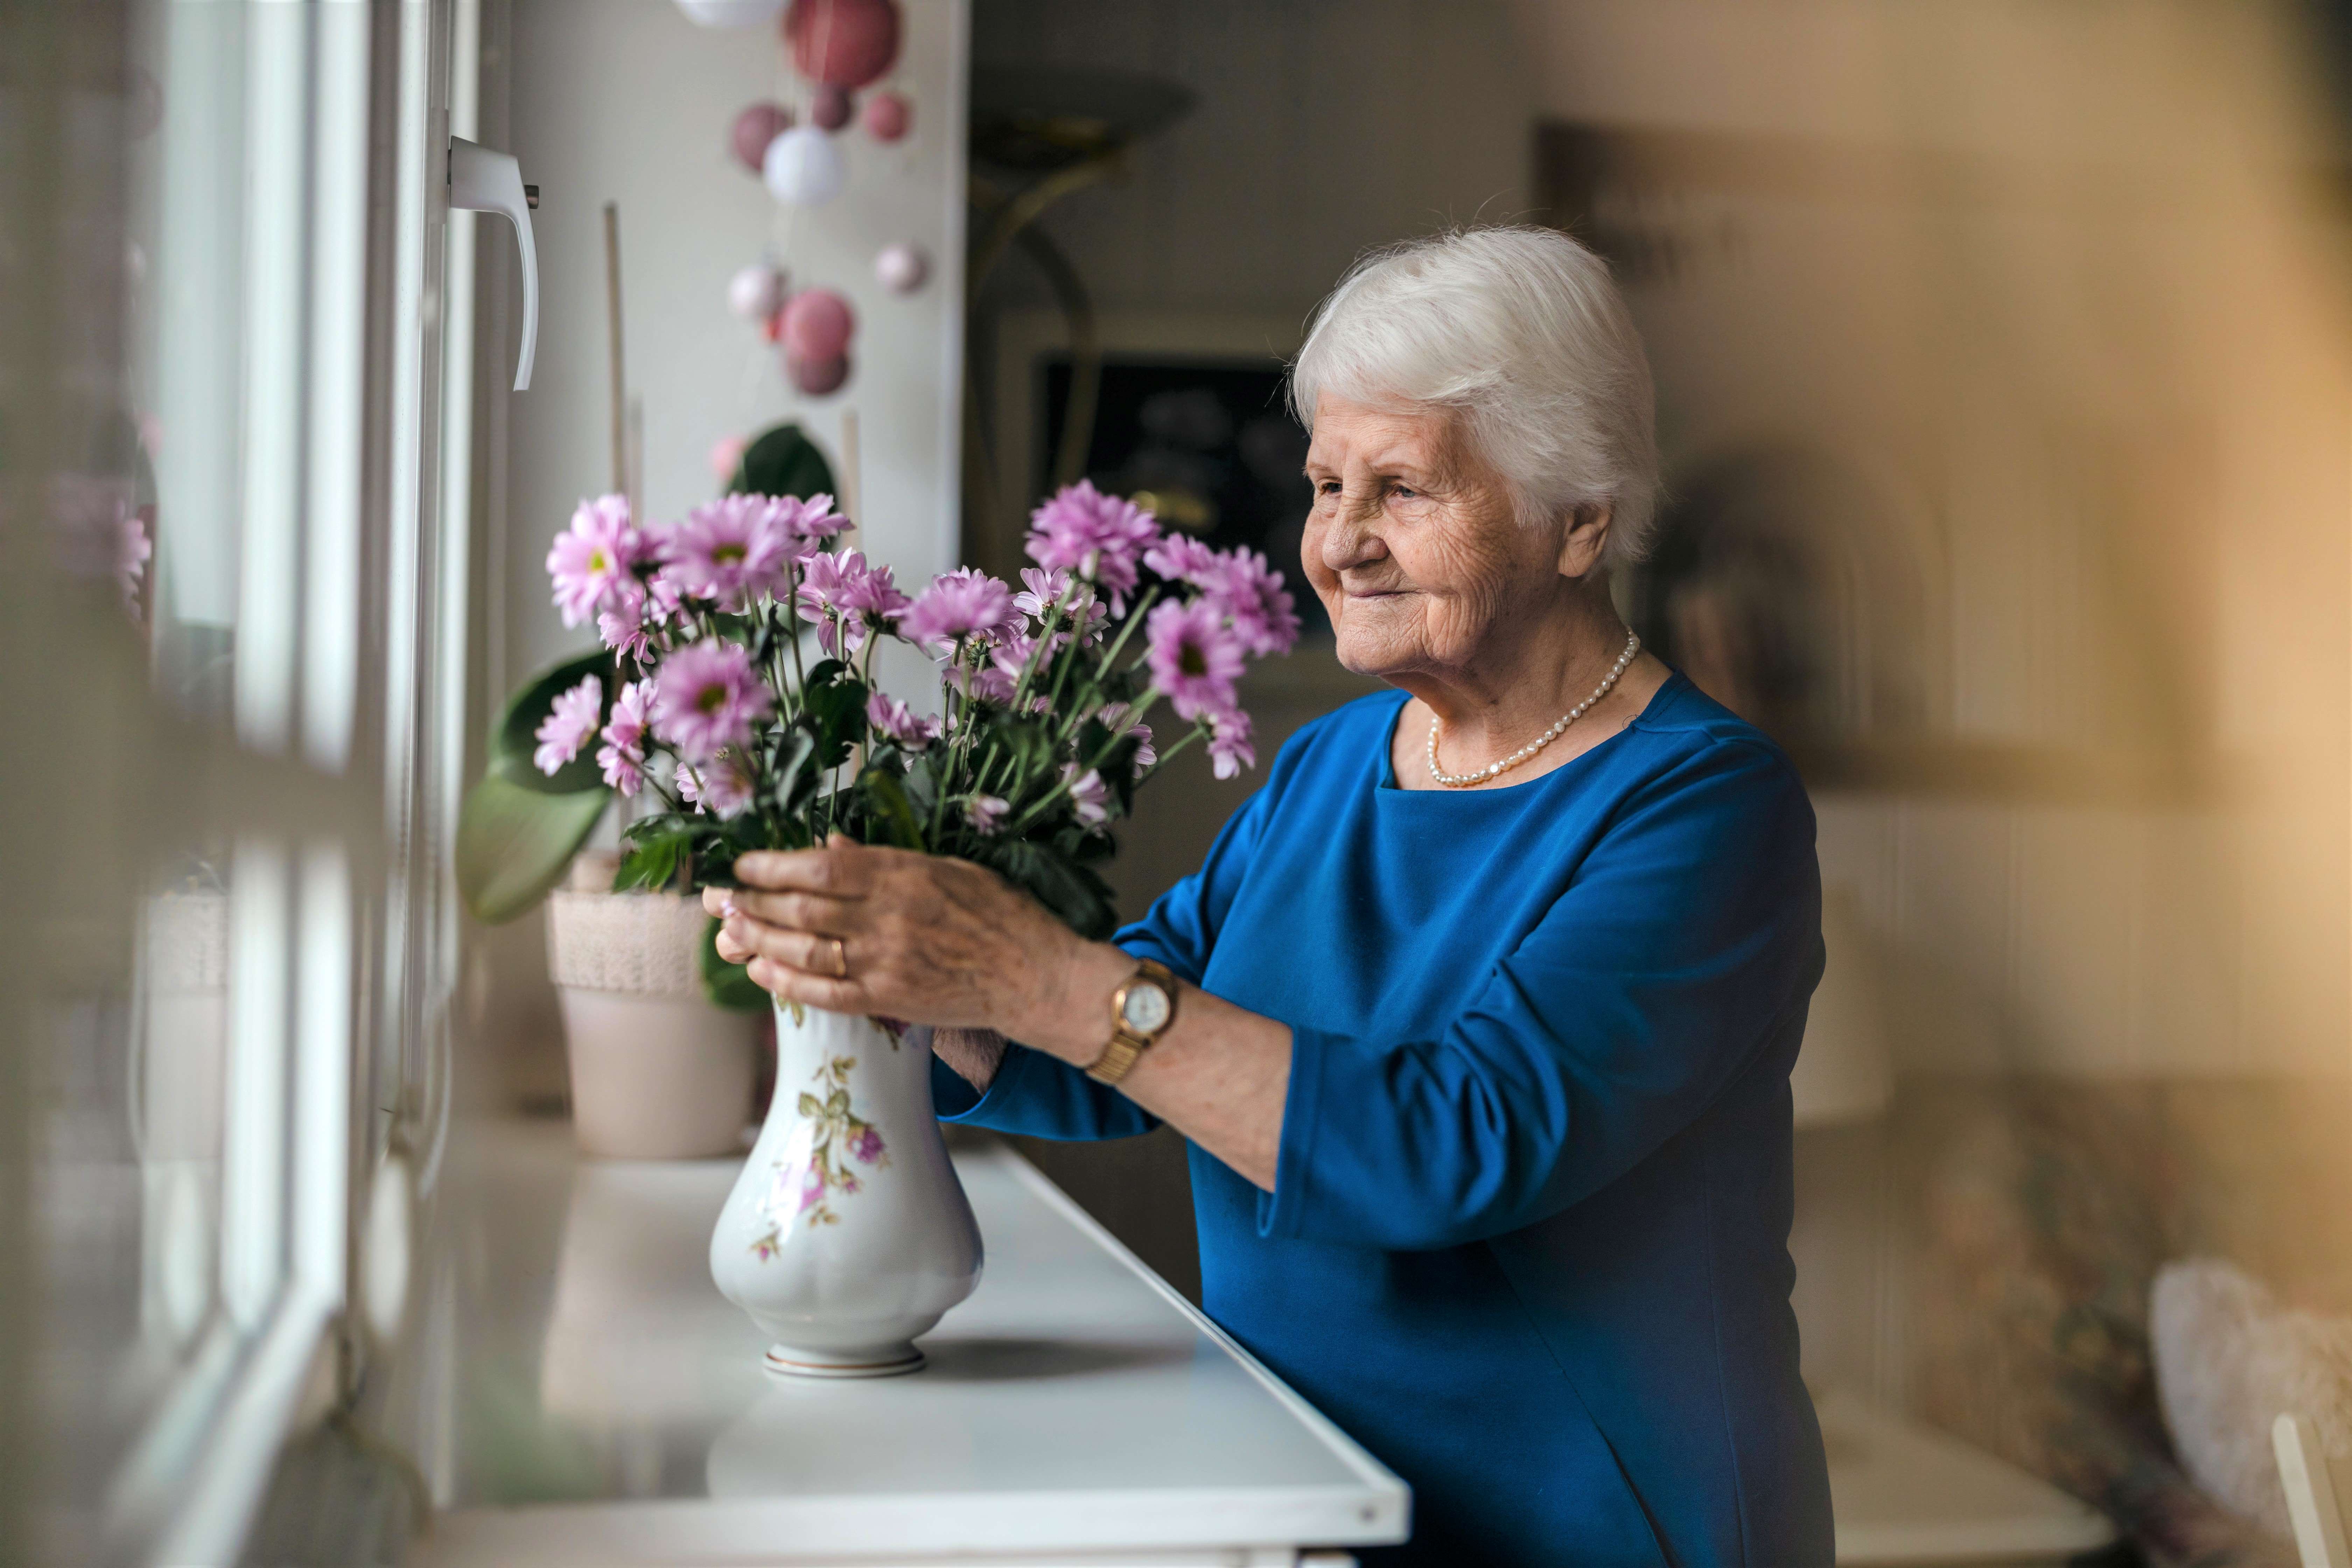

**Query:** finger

left=726, top=917, right=857, bottom=980
left=713, top=926, right=755, bottom=964
left=701, top=886, right=742, bottom=920
left=748, top=956, right=870, bottom=1015
left=728, top=887, right=861, bottom=936
left=735, top=842, right=873, bottom=896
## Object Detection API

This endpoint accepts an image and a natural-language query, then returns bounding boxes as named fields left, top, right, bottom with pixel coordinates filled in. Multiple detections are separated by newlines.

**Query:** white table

left=411, top=1122, right=1408, bottom=1567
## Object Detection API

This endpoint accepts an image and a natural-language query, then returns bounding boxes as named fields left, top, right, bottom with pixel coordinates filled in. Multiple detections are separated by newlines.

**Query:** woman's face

left=1302, top=395, right=1580, bottom=681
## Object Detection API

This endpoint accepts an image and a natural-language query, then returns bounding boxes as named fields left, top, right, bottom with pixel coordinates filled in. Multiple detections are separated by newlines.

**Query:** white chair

left=2275, top=1413, right=2352, bottom=1568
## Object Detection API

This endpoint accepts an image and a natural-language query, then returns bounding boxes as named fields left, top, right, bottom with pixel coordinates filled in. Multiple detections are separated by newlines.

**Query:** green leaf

left=731, top=422, right=837, bottom=503
left=456, top=772, right=611, bottom=924
left=698, top=917, right=771, bottom=1013
left=826, top=1089, right=849, bottom=1115
left=860, top=769, right=926, bottom=851
left=768, top=728, right=820, bottom=817
left=980, top=836, right=1119, bottom=940
left=805, top=674, right=869, bottom=767
left=489, top=650, right=617, bottom=795
left=900, top=758, right=940, bottom=821
left=612, top=832, right=684, bottom=893
left=796, top=1093, right=825, bottom=1117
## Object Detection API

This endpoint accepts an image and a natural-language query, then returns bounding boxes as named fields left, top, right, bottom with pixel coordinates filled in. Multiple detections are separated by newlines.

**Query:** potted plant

left=477, top=449, right=1297, bottom=1376
left=455, top=424, right=832, bottom=1159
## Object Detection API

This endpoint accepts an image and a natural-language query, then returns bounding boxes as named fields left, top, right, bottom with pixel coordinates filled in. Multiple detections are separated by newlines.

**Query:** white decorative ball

left=727, top=264, right=786, bottom=322
left=762, top=126, right=846, bottom=207
left=874, top=241, right=929, bottom=295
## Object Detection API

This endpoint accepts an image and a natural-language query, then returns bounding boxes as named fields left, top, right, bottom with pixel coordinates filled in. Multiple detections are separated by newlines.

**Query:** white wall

left=477, top=0, right=968, bottom=1099
left=504, top=0, right=967, bottom=687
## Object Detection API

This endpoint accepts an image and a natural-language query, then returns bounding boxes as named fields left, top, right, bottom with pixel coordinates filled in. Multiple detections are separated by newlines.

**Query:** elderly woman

left=710, top=226, right=1833, bottom=1566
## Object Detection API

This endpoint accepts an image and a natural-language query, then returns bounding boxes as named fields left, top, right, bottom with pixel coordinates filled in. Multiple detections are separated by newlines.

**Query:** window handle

left=448, top=137, right=539, bottom=391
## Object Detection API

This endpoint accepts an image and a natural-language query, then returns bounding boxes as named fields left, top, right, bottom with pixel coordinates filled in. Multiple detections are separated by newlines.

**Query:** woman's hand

left=704, top=835, right=1132, bottom=1059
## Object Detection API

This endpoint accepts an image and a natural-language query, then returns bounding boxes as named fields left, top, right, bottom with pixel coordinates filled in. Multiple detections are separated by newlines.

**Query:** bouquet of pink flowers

left=524, top=479, right=1296, bottom=938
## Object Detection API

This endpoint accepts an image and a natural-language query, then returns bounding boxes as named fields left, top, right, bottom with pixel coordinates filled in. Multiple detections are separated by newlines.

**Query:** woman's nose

left=1320, top=505, right=1390, bottom=573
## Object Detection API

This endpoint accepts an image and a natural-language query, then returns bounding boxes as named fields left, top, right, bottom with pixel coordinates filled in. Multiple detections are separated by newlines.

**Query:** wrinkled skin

left=709, top=841, right=1118, bottom=1068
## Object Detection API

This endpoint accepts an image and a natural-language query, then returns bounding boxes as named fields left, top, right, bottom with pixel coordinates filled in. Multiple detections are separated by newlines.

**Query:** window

left=9, top=1, right=480, bottom=1561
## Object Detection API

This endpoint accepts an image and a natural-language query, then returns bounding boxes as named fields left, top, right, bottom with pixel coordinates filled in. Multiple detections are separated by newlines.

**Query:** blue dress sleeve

left=1259, top=738, right=1822, bottom=1251
left=931, top=768, right=1282, bottom=1141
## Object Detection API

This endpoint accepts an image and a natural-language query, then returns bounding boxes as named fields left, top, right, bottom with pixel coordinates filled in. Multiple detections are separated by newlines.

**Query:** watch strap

left=1086, top=959, right=1177, bottom=1086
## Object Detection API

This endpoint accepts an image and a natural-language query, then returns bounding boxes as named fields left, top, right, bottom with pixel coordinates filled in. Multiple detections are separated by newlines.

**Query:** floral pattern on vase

left=710, top=1002, right=982, bottom=1377
left=752, top=1052, right=890, bottom=1251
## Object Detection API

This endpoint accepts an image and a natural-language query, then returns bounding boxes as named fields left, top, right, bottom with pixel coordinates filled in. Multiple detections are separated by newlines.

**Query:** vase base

left=763, top=1342, right=925, bottom=1379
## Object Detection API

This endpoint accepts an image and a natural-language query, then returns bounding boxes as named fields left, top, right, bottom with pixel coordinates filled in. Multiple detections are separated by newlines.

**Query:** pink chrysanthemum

left=990, top=630, right=1046, bottom=686
left=1209, top=707, right=1256, bottom=780
left=1144, top=597, right=1246, bottom=722
left=1061, top=764, right=1110, bottom=827
left=898, top=568, right=1017, bottom=653
left=964, top=794, right=1009, bottom=834
left=547, top=495, right=642, bottom=627
left=1141, top=533, right=1220, bottom=587
left=773, top=492, right=851, bottom=544
left=865, top=691, right=941, bottom=751
left=596, top=679, right=652, bottom=796
left=533, top=674, right=603, bottom=775
left=1024, top=480, right=1161, bottom=611
left=651, top=640, right=771, bottom=763
left=849, top=1125, right=885, bottom=1164
left=1014, top=565, right=1107, bottom=641
left=945, top=662, right=1018, bottom=706
left=675, top=751, right=755, bottom=819
left=1097, top=702, right=1156, bottom=773
left=1205, top=547, right=1301, bottom=657
left=797, top=550, right=909, bottom=655
left=658, top=494, right=794, bottom=611
left=595, top=580, right=656, bottom=665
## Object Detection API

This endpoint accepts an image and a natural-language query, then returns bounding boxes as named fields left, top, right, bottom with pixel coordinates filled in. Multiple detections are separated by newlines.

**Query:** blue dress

left=935, top=674, right=1834, bottom=1566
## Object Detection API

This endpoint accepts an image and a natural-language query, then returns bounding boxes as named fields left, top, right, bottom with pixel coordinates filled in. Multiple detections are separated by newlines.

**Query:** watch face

left=1120, top=981, right=1172, bottom=1035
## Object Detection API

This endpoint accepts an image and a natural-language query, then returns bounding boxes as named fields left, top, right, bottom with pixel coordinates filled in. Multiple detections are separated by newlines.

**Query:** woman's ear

left=1558, top=503, right=1614, bottom=580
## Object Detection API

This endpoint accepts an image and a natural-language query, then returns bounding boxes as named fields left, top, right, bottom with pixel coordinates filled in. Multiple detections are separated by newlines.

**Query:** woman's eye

left=1391, top=484, right=1418, bottom=500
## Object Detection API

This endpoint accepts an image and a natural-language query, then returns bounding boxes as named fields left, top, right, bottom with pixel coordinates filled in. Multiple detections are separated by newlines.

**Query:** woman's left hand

left=703, top=836, right=1122, bottom=1056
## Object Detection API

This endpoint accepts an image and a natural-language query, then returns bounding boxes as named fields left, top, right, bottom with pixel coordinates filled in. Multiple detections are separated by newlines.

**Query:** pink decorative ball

left=861, top=90, right=911, bottom=142
left=708, top=433, right=750, bottom=482
left=787, top=351, right=851, bottom=397
left=811, top=83, right=854, bottom=132
left=783, top=0, right=901, bottom=89
left=780, top=288, right=855, bottom=362
left=874, top=242, right=928, bottom=294
left=729, top=102, right=793, bottom=173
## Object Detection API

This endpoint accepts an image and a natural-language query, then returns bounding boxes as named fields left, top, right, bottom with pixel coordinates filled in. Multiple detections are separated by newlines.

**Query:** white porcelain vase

left=709, top=1003, right=983, bottom=1378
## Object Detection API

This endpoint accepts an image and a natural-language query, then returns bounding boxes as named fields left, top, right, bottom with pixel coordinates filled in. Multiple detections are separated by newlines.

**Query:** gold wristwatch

left=1086, top=958, right=1179, bottom=1086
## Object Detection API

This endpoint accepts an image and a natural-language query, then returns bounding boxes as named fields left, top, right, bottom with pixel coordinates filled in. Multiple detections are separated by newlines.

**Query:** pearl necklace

left=1425, top=631, right=1641, bottom=788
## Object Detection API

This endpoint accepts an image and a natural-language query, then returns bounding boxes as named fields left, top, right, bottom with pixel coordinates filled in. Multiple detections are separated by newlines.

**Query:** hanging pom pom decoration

left=783, top=0, right=901, bottom=89
left=762, top=125, right=846, bottom=205
left=811, top=83, right=855, bottom=132
left=709, top=433, right=751, bottom=483
left=730, top=102, right=793, bottom=173
left=781, top=288, right=855, bottom=363
left=874, top=242, right=928, bottom=295
left=787, top=352, right=852, bottom=397
left=861, top=90, right=911, bottom=143
left=727, top=264, right=787, bottom=329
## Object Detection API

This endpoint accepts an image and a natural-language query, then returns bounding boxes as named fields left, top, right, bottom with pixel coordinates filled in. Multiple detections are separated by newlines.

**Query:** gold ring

left=829, top=937, right=848, bottom=979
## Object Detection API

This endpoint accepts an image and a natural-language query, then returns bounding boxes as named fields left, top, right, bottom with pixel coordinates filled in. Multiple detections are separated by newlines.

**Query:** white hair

left=1289, top=225, right=1661, bottom=568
